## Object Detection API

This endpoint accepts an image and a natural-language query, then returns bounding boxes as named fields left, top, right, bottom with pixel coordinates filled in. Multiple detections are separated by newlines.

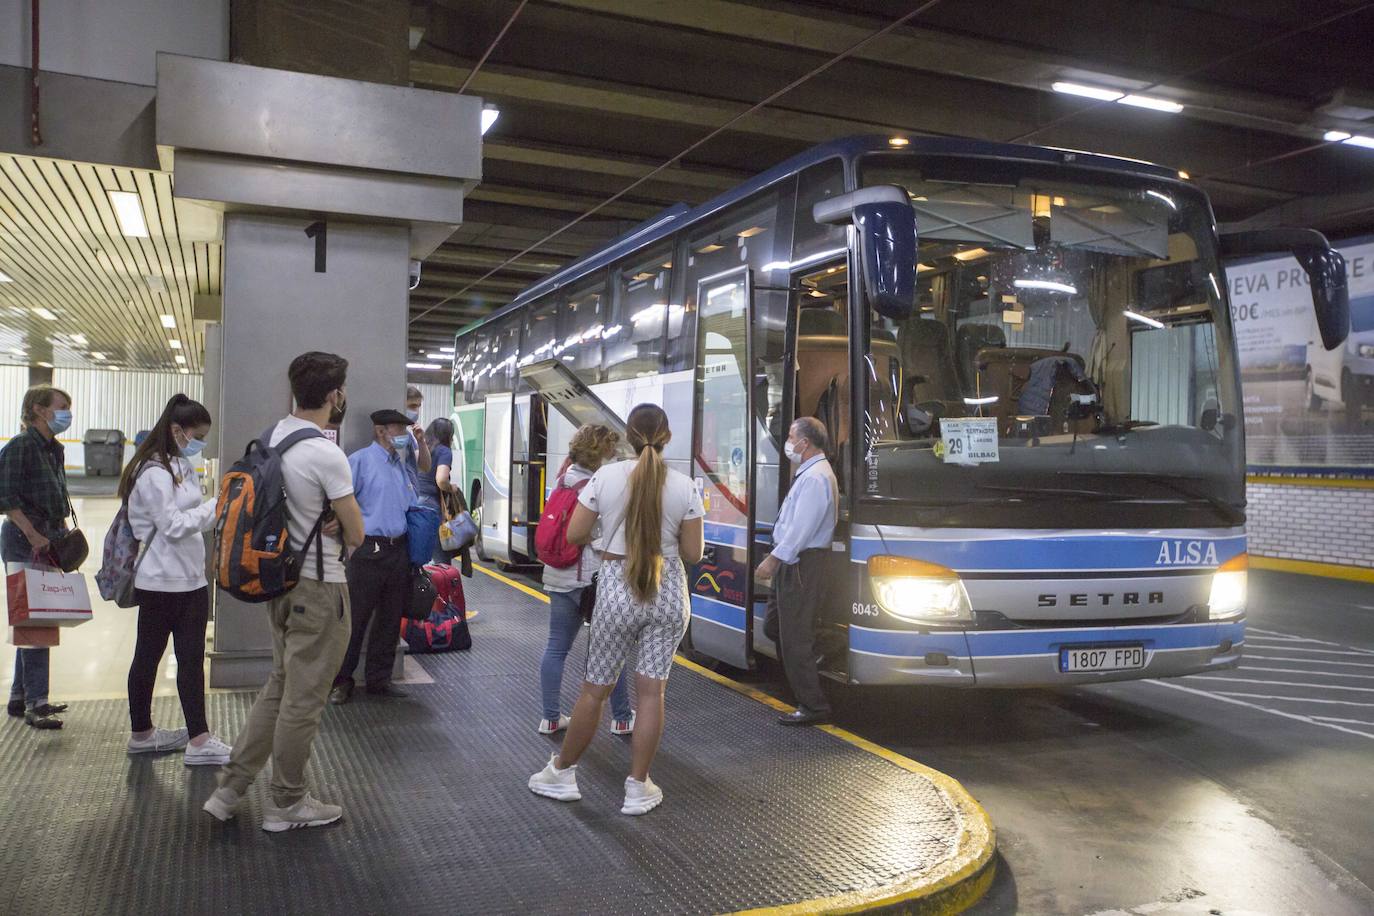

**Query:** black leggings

left=128, top=588, right=209, bottom=736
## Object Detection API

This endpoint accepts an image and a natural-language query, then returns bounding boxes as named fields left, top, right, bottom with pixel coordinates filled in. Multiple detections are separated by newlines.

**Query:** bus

left=448, top=135, right=1348, bottom=687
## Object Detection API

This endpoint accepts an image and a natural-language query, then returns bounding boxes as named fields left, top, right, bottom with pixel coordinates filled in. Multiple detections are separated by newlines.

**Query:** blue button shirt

left=770, top=454, right=838, bottom=565
left=348, top=442, right=418, bottom=537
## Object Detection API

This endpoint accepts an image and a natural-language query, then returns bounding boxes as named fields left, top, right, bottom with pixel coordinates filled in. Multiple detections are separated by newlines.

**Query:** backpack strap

left=272, top=426, right=326, bottom=453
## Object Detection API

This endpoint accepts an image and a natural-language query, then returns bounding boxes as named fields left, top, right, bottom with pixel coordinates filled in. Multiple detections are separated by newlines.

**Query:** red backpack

left=535, top=474, right=589, bottom=569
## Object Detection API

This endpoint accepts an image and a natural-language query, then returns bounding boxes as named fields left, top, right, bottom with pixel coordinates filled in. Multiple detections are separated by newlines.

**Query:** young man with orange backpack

left=203, top=351, right=364, bottom=832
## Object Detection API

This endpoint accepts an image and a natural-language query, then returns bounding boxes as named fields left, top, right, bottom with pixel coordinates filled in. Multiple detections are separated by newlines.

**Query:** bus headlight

left=868, top=556, right=973, bottom=624
left=1208, top=553, right=1247, bottom=619
left=1359, top=344, right=1374, bottom=358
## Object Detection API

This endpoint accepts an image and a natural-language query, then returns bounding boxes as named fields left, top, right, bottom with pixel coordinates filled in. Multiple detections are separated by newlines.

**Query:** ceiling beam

left=467, top=183, right=666, bottom=221
left=484, top=138, right=742, bottom=193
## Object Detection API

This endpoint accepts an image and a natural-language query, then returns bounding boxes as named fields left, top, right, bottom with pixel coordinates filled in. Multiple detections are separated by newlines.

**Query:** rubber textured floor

left=0, top=571, right=962, bottom=916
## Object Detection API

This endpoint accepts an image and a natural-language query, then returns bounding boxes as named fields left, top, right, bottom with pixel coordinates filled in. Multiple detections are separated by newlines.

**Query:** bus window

left=794, top=263, right=851, bottom=492
left=607, top=247, right=674, bottom=382
left=519, top=297, right=559, bottom=372
left=487, top=317, right=521, bottom=394
left=792, top=158, right=847, bottom=265
left=559, top=280, right=606, bottom=384
left=469, top=328, right=493, bottom=402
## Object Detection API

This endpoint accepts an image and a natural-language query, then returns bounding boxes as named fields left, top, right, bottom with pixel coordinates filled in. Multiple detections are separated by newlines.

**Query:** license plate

left=1060, top=645, right=1145, bottom=673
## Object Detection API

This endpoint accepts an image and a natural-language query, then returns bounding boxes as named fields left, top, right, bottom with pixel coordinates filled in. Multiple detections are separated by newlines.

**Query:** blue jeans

left=3, top=521, right=51, bottom=709
left=541, top=588, right=632, bottom=722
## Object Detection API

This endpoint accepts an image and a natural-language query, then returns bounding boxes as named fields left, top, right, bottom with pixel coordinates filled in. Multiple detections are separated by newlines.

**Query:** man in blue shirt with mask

left=329, top=409, right=419, bottom=704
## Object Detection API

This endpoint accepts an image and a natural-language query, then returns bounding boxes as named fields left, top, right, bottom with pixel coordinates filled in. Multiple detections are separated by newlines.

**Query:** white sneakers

left=202, top=786, right=242, bottom=822
left=610, top=711, right=636, bottom=736
left=203, top=786, right=343, bottom=832
left=127, top=727, right=189, bottom=754
left=528, top=753, right=663, bottom=815
left=528, top=753, right=581, bottom=801
left=184, top=735, right=232, bottom=767
left=621, top=776, right=663, bottom=816
left=262, top=794, right=344, bottom=832
left=537, top=714, right=571, bottom=735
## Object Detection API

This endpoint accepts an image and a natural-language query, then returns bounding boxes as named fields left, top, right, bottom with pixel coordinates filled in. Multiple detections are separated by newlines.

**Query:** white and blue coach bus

left=450, top=135, right=1348, bottom=687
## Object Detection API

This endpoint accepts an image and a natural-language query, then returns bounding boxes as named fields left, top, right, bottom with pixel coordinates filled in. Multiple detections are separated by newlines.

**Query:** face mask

left=390, top=434, right=411, bottom=451
left=49, top=410, right=72, bottom=435
left=783, top=440, right=801, bottom=462
left=404, top=409, right=420, bottom=424
left=180, top=437, right=206, bottom=457
left=328, top=394, right=347, bottom=426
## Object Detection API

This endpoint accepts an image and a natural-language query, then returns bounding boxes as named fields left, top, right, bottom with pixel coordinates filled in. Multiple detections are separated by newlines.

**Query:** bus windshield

left=857, top=154, right=1244, bottom=524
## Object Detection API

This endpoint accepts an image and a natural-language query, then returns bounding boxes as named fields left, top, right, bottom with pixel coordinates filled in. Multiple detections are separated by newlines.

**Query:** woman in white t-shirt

left=528, top=403, right=704, bottom=816
left=119, top=395, right=230, bottom=766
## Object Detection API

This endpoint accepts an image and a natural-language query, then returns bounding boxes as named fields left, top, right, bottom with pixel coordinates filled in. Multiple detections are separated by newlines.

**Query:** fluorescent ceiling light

left=1124, top=309, right=1165, bottom=329
left=178, top=368, right=188, bottom=375
left=1052, top=81, right=1124, bottom=102
left=1343, top=134, right=1374, bottom=149
left=1119, top=94, right=1183, bottom=113
left=36, top=361, right=52, bottom=368
left=439, top=346, right=455, bottom=354
left=1014, top=279, right=1078, bottom=295
left=953, top=248, right=989, bottom=262
left=71, top=333, right=87, bottom=346
left=91, top=352, right=105, bottom=360
left=169, top=339, right=182, bottom=349
left=109, top=190, right=150, bottom=238
left=407, top=362, right=443, bottom=370
left=963, top=396, right=999, bottom=405
left=174, top=355, right=186, bottom=364
left=160, top=314, right=176, bottom=329
left=481, top=108, right=500, bottom=135
left=10, top=348, right=25, bottom=356
left=1325, top=130, right=1353, bottom=142
left=0, top=269, right=11, bottom=282
left=110, top=366, right=121, bottom=372
left=33, top=307, right=58, bottom=321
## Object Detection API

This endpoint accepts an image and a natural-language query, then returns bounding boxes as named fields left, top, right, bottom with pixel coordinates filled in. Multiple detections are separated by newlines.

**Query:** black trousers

left=769, top=549, right=832, bottom=713
left=336, top=539, right=410, bottom=689
left=128, top=587, right=210, bottom=736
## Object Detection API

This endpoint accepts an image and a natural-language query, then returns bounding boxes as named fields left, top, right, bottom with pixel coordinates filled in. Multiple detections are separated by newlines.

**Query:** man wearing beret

left=329, top=409, right=420, bottom=704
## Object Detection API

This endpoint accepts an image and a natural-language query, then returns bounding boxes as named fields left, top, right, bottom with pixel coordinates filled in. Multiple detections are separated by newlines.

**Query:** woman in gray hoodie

left=538, top=424, right=635, bottom=736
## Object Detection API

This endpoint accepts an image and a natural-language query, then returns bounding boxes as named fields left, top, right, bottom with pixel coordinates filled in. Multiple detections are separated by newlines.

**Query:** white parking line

left=1147, top=680, right=1374, bottom=740
left=1217, top=692, right=1374, bottom=708
left=1183, top=676, right=1374, bottom=693
left=1238, top=665, right=1374, bottom=680
left=1238, top=644, right=1374, bottom=658
left=1245, top=655, right=1374, bottom=669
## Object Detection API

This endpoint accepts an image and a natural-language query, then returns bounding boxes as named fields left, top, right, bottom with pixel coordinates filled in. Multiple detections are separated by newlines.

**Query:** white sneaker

left=537, top=714, right=570, bottom=735
left=610, top=711, right=636, bottom=736
left=621, top=776, right=663, bottom=816
left=127, top=727, right=189, bottom=754
left=528, top=753, right=580, bottom=801
left=262, top=794, right=343, bottom=832
left=202, top=786, right=242, bottom=822
left=184, top=735, right=232, bottom=767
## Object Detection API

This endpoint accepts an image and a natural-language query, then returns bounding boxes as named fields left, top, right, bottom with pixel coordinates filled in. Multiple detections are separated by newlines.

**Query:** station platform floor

left=0, top=495, right=995, bottom=916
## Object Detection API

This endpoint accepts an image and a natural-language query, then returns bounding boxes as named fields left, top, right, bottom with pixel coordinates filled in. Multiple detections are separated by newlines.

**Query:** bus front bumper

left=847, top=619, right=1245, bottom=688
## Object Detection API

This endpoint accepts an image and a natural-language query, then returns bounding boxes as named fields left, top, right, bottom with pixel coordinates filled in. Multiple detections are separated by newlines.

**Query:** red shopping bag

left=7, top=567, right=93, bottom=627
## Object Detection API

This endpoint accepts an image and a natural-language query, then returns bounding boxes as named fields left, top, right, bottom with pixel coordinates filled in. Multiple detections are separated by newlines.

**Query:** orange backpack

left=214, top=427, right=329, bottom=603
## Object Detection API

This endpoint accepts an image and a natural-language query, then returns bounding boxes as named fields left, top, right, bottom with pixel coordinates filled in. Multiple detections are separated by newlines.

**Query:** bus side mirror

left=814, top=186, right=917, bottom=321
left=1220, top=227, right=1349, bottom=350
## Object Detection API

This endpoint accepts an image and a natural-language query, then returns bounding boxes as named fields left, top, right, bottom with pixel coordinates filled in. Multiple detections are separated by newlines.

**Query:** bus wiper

left=1055, top=471, right=1244, bottom=523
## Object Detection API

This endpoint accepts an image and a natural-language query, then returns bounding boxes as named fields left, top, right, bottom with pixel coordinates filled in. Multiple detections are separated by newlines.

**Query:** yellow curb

left=1251, top=555, right=1374, bottom=584
left=1247, top=475, right=1374, bottom=490
left=475, top=562, right=997, bottom=914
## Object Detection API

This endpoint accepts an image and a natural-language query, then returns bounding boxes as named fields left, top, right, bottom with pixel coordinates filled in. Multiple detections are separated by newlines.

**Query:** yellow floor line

left=1251, top=555, right=1374, bottom=584
left=475, top=562, right=996, bottom=915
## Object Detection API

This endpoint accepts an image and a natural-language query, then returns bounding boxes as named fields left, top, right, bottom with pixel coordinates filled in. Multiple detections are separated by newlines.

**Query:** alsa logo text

left=1155, top=540, right=1218, bottom=566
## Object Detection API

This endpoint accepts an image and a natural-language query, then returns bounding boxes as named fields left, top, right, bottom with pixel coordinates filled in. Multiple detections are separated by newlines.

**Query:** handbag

left=406, top=565, right=438, bottom=621
left=48, top=528, right=89, bottom=573
left=438, top=490, right=477, bottom=552
left=405, top=505, right=441, bottom=566
left=577, top=515, right=625, bottom=624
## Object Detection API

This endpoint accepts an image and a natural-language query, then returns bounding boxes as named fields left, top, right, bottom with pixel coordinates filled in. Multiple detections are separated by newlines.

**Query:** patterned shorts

left=585, top=559, right=690, bottom=683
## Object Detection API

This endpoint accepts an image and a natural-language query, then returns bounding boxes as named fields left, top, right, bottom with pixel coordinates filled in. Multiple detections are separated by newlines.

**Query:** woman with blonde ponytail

left=528, top=404, right=704, bottom=816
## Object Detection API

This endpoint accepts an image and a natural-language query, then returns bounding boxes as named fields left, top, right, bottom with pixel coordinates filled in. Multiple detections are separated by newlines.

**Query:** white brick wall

left=1247, top=482, right=1374, bottom=568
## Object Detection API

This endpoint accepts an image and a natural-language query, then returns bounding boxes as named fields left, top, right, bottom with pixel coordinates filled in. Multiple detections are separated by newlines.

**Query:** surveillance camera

left=408, top=259, right=422, bottom=291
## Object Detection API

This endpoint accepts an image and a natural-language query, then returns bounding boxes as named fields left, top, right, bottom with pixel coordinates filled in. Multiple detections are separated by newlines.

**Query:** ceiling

left=403, top=0, right=1374, bottom=360
left=0, top=153, right=217, bottom=374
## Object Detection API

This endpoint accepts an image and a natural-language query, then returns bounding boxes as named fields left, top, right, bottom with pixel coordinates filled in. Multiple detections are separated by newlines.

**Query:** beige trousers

left=220, top=577, right=351, bottom=807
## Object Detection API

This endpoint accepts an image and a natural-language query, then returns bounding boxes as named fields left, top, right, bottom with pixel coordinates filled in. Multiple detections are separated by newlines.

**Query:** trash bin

left=83, top=429, right=126, bottom=477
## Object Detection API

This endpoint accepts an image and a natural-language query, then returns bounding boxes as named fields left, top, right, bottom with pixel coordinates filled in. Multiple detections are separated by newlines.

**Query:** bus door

left=480, top=392, right=514, bottom=564
left=510, top=392, right=548, bottom=560
left=688, top=266, right=756, bottom=669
